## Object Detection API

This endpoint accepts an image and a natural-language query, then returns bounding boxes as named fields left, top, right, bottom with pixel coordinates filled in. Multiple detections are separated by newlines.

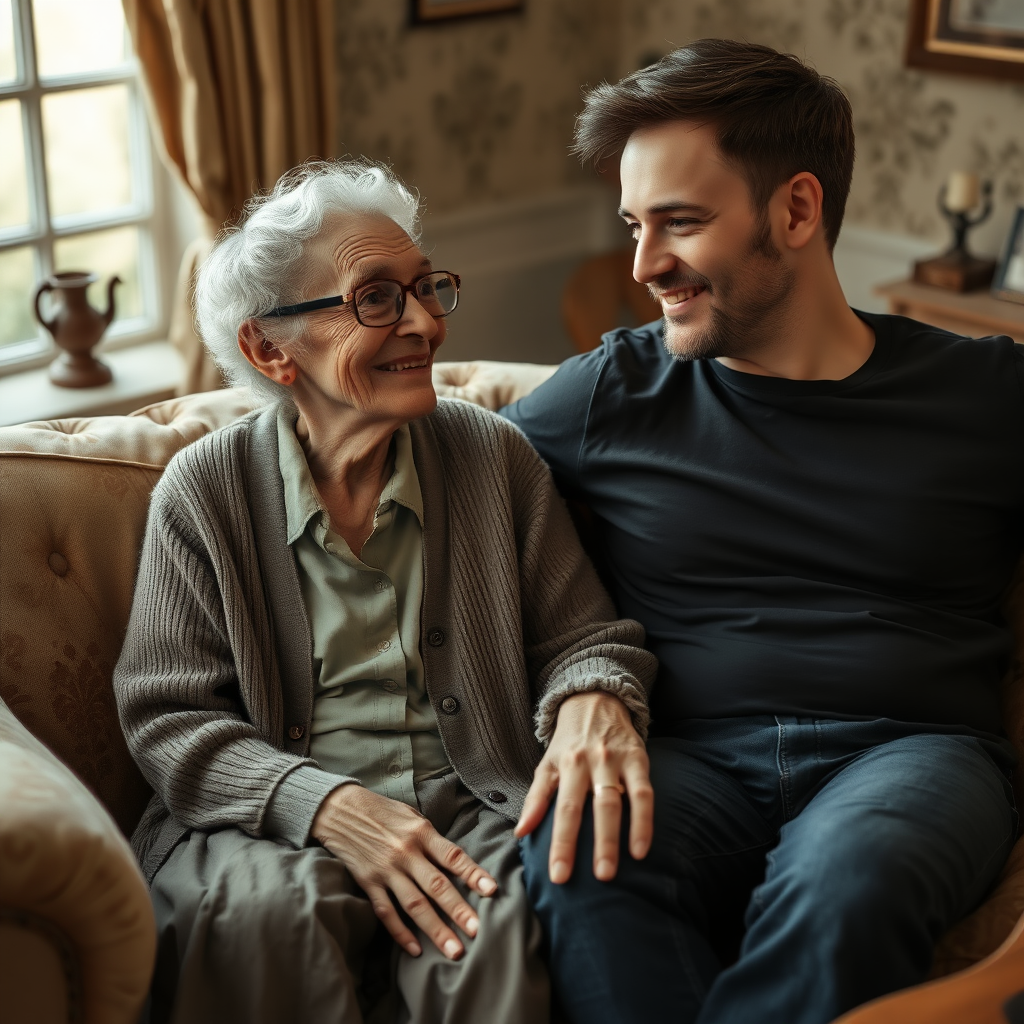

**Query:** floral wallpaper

left=621, top=0, right=1024, bottom=254
left=334, top=0, right=1024, bottom=253
left=334, top=0, right=620, bottom=214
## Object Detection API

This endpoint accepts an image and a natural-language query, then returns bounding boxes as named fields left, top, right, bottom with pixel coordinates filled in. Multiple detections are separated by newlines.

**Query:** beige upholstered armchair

left=0, top=390, right=253, bottom=1024
left=2, top=386, right=1024, bottom=1024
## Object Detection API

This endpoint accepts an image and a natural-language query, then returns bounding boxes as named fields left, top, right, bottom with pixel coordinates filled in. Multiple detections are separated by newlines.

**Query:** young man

left=436, top=39, right=1023, bottom=1024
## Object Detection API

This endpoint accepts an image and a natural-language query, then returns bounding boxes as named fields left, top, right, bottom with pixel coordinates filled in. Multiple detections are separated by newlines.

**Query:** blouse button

left=377, top=639, right=392, bottom=653
left=382, top=679, right=398, bottom=692
left=288, top=724, right=304, bottom=741
left=375, top=579, right=387, bottom=591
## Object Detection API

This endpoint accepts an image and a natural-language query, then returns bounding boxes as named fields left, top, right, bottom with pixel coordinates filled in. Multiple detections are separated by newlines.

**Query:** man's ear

left=237, top=319, right=298, bottom=387
left=777, top=171, right=824, bottom=252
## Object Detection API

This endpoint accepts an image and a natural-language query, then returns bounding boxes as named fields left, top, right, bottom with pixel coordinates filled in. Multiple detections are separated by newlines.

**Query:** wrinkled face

left=290, top=213, right=445, bottom=423
left=619, top=121, right=796, bottom=362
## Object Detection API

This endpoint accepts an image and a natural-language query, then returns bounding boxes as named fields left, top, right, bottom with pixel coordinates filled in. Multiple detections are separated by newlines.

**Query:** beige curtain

left=123, top=0, right=336, bottom=393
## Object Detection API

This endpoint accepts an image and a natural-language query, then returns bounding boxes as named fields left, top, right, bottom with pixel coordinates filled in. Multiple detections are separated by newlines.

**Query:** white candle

left=945, top=171, right=980, bottom=213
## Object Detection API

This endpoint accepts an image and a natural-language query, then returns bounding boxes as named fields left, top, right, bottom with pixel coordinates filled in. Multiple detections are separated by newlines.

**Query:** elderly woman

left=114, top=159, right=656, bottom=1024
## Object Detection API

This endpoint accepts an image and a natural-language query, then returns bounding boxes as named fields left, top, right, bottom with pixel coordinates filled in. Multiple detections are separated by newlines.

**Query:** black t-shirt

left=502, top=313, right=1024, bottom=736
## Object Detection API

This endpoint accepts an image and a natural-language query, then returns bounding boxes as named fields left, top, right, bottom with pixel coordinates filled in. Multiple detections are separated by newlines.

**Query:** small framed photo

left=906, top=0, right=1024, bottom=81
left=993, top=205, right=1024, bottom=305
left=411, top=0, right=524, bottom=24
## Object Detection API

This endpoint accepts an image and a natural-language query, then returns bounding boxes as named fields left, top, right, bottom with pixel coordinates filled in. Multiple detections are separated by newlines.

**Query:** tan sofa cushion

left=0, top=388, right=255, bottom=837
left=0, top=697, right=156, bottom=1024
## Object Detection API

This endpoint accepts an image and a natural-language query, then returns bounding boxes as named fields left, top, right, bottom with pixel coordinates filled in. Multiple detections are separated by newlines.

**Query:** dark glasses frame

left=263, top=270, right=461, bottom=326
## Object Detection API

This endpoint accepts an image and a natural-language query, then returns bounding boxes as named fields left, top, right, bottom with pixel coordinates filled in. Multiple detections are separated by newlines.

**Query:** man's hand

left=432, top=360, right=558, bottom=410
left=312, top=784, right=497, bottom=960
left=515, top=691, right=652, bottom=884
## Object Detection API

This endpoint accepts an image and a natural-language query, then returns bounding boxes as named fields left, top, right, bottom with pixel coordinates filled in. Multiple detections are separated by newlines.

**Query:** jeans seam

left=775, top=716, right=791, bottom=820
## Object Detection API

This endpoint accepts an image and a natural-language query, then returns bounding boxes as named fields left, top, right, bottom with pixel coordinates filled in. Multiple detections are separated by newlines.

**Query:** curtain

left=122, top=0, right=336, bottom=394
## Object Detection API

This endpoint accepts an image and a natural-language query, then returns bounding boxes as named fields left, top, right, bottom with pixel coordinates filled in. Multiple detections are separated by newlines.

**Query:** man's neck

left=715, top=260, right=875, bottom=382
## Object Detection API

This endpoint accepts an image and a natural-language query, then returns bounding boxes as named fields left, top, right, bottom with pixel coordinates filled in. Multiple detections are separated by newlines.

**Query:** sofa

left=2, top=386, right=1024, bottom=1024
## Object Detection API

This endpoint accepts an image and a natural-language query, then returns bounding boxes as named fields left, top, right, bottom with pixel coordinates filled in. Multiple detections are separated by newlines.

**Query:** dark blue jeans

left=521, top=717, right=1018, bottom=1024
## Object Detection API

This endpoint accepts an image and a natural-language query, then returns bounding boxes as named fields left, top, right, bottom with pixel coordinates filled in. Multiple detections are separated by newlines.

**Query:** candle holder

left=913, top=180, right=997, bottom=292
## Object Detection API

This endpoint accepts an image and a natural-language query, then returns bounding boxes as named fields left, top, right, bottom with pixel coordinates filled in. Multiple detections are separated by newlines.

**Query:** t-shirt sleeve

left=500, top=346, right=607, bottom=496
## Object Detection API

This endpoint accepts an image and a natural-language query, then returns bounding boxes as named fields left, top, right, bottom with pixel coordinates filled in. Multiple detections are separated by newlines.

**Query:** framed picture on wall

left=906, top=0, right=1024, bottom=80
left=411, top=0, right=524, bottom=24
left=993, top=206, right=1024, bottom=305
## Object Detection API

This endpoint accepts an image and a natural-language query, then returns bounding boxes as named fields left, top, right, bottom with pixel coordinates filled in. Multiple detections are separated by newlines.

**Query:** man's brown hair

left=574, top=39, right=855, bottom=251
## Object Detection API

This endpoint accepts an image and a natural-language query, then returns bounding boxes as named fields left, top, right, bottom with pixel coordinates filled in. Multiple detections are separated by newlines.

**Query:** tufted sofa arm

left=0, top=697, right=155, bottom=1024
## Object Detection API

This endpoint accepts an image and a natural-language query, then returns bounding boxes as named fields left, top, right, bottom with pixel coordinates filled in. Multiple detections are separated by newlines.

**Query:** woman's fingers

left=515, top=759, right=559, bottom=839
left=623, top=748, right=654, bottom=861
left=389, top=873, right=465, bottom=960
left=409, top=856, right=481, bottom=941
left=364, top=883, right=422, bottom=957
left=313, top=785, right=499, bottom=958
left=425, top=829, right=498, bottom=897
left=591, top=780, right=624, bottom=881
left=548, top=751, right=590, bottom=884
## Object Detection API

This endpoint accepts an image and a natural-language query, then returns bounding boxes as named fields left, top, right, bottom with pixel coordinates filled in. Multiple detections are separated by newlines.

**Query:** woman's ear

left=237, top=319, right=298, bottom=386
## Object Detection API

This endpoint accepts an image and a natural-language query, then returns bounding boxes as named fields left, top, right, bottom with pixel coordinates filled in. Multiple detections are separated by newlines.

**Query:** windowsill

left=0, top=340, right=184, bottom=427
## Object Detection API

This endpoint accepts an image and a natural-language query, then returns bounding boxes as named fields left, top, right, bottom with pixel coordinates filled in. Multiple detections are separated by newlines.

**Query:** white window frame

left=0, top=0, right=163, bottom=375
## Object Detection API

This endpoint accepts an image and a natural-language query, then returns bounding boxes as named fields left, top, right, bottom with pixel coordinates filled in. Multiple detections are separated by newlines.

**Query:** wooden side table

left=874, top=280, right=1024, bottom=345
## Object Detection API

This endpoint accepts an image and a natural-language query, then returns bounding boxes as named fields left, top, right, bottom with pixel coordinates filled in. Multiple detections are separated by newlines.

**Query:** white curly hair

left=194, top=158, right=422, bottom=405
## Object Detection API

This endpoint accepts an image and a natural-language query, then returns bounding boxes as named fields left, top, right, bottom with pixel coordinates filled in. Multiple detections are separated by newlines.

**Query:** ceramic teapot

left=34, top=271, right=121, bottom=388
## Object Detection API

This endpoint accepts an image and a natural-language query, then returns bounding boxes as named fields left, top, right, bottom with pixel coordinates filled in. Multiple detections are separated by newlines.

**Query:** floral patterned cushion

left=0, top=388, right=255, bottom=837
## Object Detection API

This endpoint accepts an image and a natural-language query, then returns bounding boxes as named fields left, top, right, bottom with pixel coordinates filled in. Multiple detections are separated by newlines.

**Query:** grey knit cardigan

left=114, top=399, right=656, bottom=881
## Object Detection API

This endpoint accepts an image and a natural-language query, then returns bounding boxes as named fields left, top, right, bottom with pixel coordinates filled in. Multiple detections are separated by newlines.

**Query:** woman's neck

left=292, top=396, right=402, bottom=557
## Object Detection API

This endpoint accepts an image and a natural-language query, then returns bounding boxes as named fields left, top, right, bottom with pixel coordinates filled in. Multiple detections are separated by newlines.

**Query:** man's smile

left=657, top=284, right=708, bottom=311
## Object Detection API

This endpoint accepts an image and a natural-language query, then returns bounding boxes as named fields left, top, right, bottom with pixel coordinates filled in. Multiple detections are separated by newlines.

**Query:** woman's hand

left=515, top=691, right=653, bottom=884
left=311, top=784, right=497, bottom=959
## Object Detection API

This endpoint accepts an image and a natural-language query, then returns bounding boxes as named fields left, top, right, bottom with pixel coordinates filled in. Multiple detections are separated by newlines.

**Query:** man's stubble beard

left=655, top=213, right=798, bottom=363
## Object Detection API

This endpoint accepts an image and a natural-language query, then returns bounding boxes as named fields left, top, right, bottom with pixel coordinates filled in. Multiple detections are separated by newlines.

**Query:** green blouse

left=276, top=407, right=450, bottom=807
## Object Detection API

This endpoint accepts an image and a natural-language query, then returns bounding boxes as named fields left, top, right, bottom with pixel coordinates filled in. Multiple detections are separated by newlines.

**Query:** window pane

left=43, top=85, right=132, bottom=218
left=33, top=0, right=128, bottom=78
left=0, top=0, right=16, bottom=84
left=0, top=246, right=39, bottom=348
left=0, top=100, right=30, bottom=229
left=53, top=226, right=143, bottom=323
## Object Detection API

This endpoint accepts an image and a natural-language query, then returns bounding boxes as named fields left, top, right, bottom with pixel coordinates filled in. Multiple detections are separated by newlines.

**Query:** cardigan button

left=440, top=696, right=459, bottom=715
left=288, top=724, right=305, bottom=741
left=487, top=790, right=507, bottom=804
left=427, top=628, right=446, bottom=647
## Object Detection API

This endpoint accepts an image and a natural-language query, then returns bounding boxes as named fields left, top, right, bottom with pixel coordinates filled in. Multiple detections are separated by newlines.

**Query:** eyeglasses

left=263, top=270, right=461, bottom=327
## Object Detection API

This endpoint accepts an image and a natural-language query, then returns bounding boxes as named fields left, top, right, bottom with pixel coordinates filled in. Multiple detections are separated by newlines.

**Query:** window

left=0, top=0, right=161, bottom=371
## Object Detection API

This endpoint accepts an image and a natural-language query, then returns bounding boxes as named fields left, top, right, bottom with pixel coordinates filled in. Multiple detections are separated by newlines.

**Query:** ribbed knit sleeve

left=503, top=420, right=656, bottom=742
left=113, top=422, right=355, bottom=848
left=432, top=401, right=657, bottom=745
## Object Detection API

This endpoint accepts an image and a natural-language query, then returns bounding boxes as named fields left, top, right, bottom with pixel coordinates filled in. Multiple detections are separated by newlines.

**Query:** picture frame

left=410, top=0, right=524, bottom=25
left=993, top=205, right=1024, bottom=306
left=906, top=0, right=1024, bottom=81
